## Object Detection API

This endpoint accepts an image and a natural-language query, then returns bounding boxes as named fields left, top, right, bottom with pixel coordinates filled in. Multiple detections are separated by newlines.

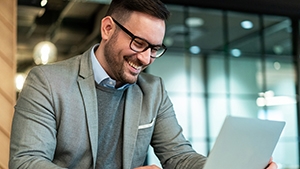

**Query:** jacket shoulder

left=138, top=72, right=161, bottom=85
left=136, top=72, right=164, bottom=93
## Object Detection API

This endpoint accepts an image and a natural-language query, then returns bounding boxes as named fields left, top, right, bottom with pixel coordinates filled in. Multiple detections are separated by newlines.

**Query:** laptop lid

left=203, top=116, right=285, bottom=169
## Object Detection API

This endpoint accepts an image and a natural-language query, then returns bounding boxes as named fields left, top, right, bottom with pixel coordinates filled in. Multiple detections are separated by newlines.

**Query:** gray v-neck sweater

left=95, top=84, right=126, bottom=169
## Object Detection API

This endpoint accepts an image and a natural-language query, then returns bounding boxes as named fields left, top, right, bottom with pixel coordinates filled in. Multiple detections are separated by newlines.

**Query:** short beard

left=103, top=31, right=138, bottom=85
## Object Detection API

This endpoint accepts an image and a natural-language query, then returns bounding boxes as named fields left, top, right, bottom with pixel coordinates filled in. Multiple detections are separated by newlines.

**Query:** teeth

left=128, top=61, right=139, bottom=69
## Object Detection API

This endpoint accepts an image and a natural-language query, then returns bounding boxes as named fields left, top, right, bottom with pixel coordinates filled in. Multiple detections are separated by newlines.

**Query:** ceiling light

left=274, top=62, right=281, bottom=70
left=33, top=41, right=57, bottom=65
left=40, top=0, right=48, bottom=7
left=231, top=49, right=241, bottom=57
left=189, top=46, right=201, bottom=54
left=164, top=37, right=174, bottom=47
left=273, top=45, right=284, bottom=55
left=256, top=91, right=296, bottom=107
left=185, top=17, right=204, bottom=27
left=15, top=73, right=26, bottom=92
left=240, top=20, right=253, bottom=29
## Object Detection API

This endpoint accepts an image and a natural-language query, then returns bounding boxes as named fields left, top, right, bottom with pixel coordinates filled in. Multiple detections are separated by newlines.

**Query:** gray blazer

left=9, top=47, right=206, bottom=169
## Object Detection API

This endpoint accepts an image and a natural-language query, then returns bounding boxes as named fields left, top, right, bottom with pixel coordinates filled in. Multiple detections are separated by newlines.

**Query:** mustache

left=124, top=54, right=151, bottom=67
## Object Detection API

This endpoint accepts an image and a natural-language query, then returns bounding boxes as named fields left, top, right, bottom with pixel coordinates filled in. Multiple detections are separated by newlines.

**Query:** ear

left=100, top=16, right=115, bottom=40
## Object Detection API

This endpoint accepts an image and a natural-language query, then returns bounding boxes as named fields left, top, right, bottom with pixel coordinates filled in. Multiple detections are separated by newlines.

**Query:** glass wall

left=147, top=5, right=299, bottom=169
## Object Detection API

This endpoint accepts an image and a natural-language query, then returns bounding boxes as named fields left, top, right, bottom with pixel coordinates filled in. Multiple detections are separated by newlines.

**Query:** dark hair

left=106, top=0, right=170, bottom=23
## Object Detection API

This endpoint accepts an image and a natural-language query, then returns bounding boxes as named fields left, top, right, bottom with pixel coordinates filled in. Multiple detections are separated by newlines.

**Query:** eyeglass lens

left=130, top=37, right=165, bottom=58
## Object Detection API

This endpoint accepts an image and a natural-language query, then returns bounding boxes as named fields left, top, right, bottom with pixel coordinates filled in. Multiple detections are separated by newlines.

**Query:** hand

left=265, top=162, right=277, bottom=169
left=134, top=164, right=161, bottom=169
left=265, top=158, right=278, bottom=169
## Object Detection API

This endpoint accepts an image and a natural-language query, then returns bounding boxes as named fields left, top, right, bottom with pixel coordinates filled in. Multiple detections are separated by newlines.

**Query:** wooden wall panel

left=0, top=0, right=17, bottom=168
left=0, top=57, right=15, bottom=102
left=0, top=132, right=10, bottom=169
left=0, top=93, right=13, bottom=134
left=0, top=94, right=13, bottom=137
left=0, top=0, right=15, bottom=65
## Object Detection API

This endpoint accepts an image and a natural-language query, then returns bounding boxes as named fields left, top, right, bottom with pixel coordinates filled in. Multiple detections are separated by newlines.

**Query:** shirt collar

left=90, top=44, right=131, bottom=90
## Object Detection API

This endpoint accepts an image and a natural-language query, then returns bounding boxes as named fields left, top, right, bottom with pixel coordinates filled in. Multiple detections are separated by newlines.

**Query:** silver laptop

left=203, top=116, right=285, bottom=169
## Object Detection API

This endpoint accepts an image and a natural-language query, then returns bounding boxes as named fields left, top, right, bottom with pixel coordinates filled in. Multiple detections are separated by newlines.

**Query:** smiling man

left=96, top=11, right=166, bottom=87
left=9, top=0, right=278, bottom=169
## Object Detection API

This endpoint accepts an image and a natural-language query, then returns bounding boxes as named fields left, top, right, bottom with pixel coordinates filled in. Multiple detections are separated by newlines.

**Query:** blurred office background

left=1, top=0, right=300, bottom=168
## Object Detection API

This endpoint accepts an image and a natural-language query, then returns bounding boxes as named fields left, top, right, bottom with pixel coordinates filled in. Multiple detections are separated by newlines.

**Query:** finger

left=133, top=164, right=161, bottom=169
left=268, top=157, right=273, bottom=163
left=149, top=164, right=161, bottom=169
left=266, top=162, right=278, bottom=169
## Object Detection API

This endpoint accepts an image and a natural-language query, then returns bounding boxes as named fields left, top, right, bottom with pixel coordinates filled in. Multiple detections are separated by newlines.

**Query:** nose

left=136, top=48, right=152, bottom=65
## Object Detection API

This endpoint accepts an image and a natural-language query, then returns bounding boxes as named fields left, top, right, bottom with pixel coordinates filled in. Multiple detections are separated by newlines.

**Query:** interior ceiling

left=17, top=0, right=300, bottom=72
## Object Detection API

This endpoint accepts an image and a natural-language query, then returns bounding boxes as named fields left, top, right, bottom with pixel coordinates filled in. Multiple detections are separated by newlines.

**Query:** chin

left=125, top=76, right=138, bottom=84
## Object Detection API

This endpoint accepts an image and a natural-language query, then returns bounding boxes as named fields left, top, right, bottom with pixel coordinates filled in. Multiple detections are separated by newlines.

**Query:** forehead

left=124, top=12, right=166, bottom=44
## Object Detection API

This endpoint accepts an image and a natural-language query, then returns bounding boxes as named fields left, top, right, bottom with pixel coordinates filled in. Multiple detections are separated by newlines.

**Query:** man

left=9, top=0, right=278, bottom=168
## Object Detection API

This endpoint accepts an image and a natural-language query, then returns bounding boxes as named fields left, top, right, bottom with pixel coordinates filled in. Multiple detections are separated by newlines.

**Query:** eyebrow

left=112, top=17, right=163, bottom=47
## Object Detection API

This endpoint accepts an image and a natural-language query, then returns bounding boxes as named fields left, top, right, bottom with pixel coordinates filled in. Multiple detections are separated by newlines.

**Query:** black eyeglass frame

left=111, top=17, right=167, bottom=58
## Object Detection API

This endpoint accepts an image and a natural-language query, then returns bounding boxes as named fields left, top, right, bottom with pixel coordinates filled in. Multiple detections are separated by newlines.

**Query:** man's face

left=100, top=12, right=166, bottom=87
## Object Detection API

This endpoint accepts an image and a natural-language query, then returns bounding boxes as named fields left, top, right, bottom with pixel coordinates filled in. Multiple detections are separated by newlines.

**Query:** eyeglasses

left=111, top=17, right=167, bottom=58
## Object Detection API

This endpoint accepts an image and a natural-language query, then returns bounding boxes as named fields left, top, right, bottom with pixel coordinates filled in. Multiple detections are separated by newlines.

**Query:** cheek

left=149, top=58, right=156, bottom=65
left=114, top=42, right=135, bottom=58
left=116, top=33, right=131, bottom=49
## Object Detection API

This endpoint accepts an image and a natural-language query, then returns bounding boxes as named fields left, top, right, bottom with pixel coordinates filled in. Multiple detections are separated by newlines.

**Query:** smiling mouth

left=128, top=61, right=141, bottom=70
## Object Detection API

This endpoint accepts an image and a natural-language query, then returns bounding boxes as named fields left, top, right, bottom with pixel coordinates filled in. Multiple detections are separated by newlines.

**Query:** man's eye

left=152, top=47, right=160, bottom=51
left=133, top=37, right=147, bottom=44
left=133, top=40, right=144, bottom=47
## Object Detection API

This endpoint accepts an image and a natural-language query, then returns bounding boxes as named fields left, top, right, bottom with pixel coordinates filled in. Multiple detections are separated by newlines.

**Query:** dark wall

left=161, top=0, right=300, bottom=18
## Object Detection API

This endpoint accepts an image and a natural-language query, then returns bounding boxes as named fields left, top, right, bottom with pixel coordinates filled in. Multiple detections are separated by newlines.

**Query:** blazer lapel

left=77, top=49, right=98, bottom=168
left=78, top=77, right=98, bottom=167
left=123, top=84, right=142, bottom=169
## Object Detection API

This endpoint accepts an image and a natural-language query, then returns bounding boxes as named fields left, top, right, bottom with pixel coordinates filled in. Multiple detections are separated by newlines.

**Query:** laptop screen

left=203, top=116, right=285, bottom=169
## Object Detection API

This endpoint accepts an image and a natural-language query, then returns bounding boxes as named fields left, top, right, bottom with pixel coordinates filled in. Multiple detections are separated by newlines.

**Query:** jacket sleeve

left=150, top=77, right=207, bottom=169
left=9, top=67, right=66, bottom=169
